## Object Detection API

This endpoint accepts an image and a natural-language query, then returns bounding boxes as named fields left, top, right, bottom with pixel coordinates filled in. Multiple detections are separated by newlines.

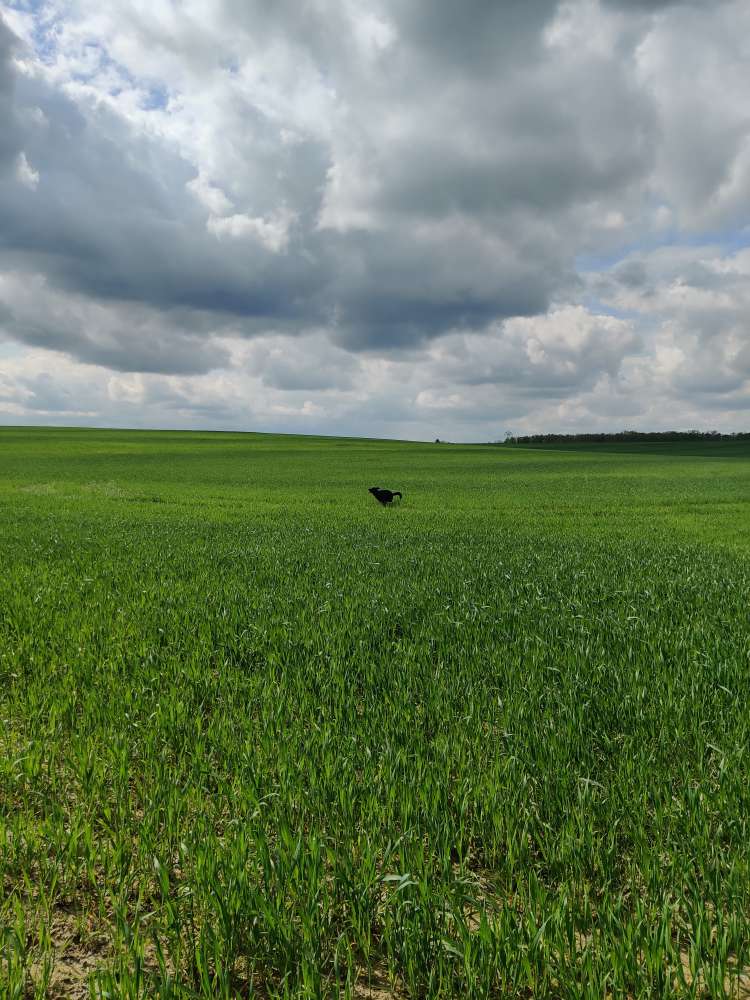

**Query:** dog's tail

left=393, top=491, right=403, bottom=499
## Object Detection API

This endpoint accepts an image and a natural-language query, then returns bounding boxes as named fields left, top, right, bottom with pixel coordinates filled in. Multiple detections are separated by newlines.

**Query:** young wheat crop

left=2, top=427, right=750, bottom=998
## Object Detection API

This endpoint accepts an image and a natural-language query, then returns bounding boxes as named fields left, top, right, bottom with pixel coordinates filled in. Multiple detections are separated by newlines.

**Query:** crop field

left=2, top=426, right=750, bottom=999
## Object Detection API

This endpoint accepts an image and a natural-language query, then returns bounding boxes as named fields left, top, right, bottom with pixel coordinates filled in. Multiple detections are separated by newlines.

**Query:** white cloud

left=107, top=374, right=145, bottom=404
left=15, top=150, right=38, bottom=189
left=207, top=207, right=295, bottom=252
left=186, top=173, right=234, bottom=216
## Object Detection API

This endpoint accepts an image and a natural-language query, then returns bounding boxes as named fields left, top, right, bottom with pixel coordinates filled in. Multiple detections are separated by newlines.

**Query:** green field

left=2, top=426, right=750, bottom=998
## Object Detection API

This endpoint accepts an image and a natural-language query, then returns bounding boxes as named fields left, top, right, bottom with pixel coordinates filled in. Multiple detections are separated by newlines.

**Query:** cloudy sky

left=0, top=0, right=749, bottom=441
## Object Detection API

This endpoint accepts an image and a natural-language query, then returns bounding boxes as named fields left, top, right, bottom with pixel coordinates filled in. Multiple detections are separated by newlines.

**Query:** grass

left=2, top=425, right=750, bottom=998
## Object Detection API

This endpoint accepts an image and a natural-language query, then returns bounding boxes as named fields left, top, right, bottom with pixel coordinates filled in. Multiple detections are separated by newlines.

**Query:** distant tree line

left=500, top=430, right=750, bottom=445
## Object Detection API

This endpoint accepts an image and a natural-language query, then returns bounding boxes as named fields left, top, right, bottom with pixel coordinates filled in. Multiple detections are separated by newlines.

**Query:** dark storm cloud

left=324, top=219, right=570, bottom=351
left=0, top=18, right=21, bottom=172
left=0, top=0, right=658, bottom=372
left=384, top=0, right=560, bottom=69
left=0, top=0, right=626, bottom=370
left=0, top=274, right=234, bottom=374
left=362, top=71, right=657, bottom=226
left=0, top=71, right=329, bottom=323
left=602, top=0, right=694, bottom=8
left=0, top=36, right=583, bottom=365
left=7, top=308, right=229, bottom=374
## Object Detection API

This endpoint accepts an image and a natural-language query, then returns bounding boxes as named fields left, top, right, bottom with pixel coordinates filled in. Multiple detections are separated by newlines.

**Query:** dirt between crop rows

left=17, top=901, right=750, bottom=999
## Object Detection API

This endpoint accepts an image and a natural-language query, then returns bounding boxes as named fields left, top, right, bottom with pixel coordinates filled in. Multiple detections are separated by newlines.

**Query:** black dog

left=369, top=486, right=403, bottom=506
